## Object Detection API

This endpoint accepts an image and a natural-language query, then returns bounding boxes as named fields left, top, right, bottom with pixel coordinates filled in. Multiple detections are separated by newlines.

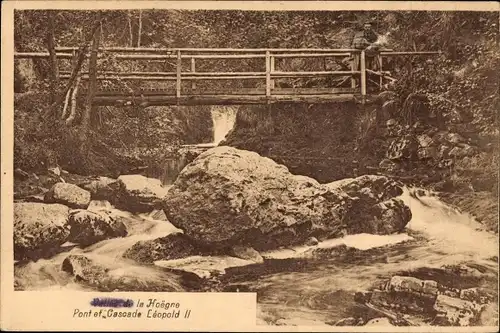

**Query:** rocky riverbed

left=13, top=146, right=498, bottom=327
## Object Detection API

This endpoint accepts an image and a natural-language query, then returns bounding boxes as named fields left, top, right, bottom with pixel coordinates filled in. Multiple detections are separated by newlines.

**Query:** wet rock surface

left=14, top=202, right=70, bottom=261
left=123, top=233, right=198, bottom=264
left=110, top=175, right=171, bottom=213
left=44, top=182, right=91, bottom=209
left=61, top=254, right=200, bottom=292
left=78, top=176, right=119, bottom=200
left=356, top=264, right=498, bottom=327
left=67, top=209, right=128, bottom=246
left=326, top=175, right=411, bottom=234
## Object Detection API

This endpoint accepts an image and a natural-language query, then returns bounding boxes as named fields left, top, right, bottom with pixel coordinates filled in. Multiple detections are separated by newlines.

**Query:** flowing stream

left=13, top=105, right=498, bottom=325
left=15, top=189, right=498, bottom=324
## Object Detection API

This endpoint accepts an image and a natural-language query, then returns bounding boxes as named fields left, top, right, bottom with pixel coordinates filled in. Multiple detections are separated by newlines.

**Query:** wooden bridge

left=15, top=47, right=440, bottom=106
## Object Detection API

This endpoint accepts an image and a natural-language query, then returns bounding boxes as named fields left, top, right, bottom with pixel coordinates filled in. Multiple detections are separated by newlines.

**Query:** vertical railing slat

left=378, top=54, right=383, bottom=91
left=351, top=51, right=356, bottom=89
left=190, top=57, right=196, bottom=91
left=360, top=50, right=366, bottom=101
left=265, top=50, right=271, bottom=98
left=270, top=55, right=275, bottom=89
left=176, top=50, right=182, bottom=99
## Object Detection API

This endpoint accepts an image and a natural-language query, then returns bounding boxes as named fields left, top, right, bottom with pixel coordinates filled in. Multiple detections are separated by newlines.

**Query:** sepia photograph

left=4, top=1, right=499, bottom=330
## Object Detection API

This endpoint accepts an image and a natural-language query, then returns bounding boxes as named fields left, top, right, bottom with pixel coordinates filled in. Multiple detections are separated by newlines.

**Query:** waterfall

left=211, top=106, right=237, bottom=145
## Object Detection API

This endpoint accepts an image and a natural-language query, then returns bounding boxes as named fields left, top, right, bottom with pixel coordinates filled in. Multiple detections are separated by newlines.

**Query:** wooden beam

left=270, top=55, right=275, bottom=89
left=15, top=52, right=73, bottom=59
left=190, top=57, right=196, bottom=90
left=176, top=50, right=181, bottom=99
left=62, top=71, right=361, bottom=81
left=360, top=50, right=366, bottom=100
left=92, top=94, right=356, bottom=106
left=15, top=49, right=440, bottom=60
left=93, top=87, right=358, bottom=97
left=272, top=71, right=358, bottom=77
left=380, top=51, right=441, bottom=56
left=272, top=52, right=351, bottom=58
left=266, top=50, right=271, bottom=98
left=56, top=46, right=364, bottom=53
left=378, top=55, right=383, bottom=91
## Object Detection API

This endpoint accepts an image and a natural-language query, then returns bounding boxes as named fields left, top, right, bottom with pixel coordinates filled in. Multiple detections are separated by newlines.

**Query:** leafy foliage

left=13, top=9, right=499, bottom=185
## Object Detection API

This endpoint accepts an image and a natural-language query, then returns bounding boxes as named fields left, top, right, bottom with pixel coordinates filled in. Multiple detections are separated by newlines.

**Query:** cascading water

left=145, top=106, right=238, bottom=185
left=211, top=106, right=237, bottom=145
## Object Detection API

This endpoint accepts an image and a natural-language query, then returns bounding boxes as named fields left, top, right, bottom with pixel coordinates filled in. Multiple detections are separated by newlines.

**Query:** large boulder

left=110, top=175, right=171, bottom=213
left=326, top=175, right=411, bottom=234
left=162, top=147, right=411, bottom=251
left=67, top=210, right=128, bottom=246
left=14, top=202, right=70, bottom=260
left=44, top=182, right=91, bottom=209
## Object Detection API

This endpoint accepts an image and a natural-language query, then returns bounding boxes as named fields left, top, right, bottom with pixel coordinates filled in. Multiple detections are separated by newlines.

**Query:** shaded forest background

left=14, top=10, right=499, bottom=189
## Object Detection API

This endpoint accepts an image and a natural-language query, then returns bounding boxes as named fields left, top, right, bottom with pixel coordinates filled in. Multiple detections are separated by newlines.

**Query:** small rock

left=149, top=209, right=168, bottom=221
left=304, top=236, right=319, bottom=246
left=62, top=254, right=191, bottom=292
left=333, top=317, right=357, bottom=326
left=48, top=166, right=61, bottom=176
left=417, top=134, right=434, bottom=148
left=123, top=233, right=197, bottom=263
left=379, top=158, right=398, bottom=171
left=79, top=177, right=118, bottom=200
left=459, top=288, right=490, bottom=304
left=44, top=183, right=91, bottom=209
left=386, top=135, right=419, bottom=160
left=448, top=145, right=476, bottom=158
left=446, top=133, right=466, bottom=144
left=365, top=317, right=393, bottom=326
left=87, top=200, right=114, bottom=213
left=433, top=294, right=482, bottom=326
left=230, top=245, right=263, bottom=263
left=388, top=275, right=440, bottom=298
left=112, top=175, right=171, bottom=213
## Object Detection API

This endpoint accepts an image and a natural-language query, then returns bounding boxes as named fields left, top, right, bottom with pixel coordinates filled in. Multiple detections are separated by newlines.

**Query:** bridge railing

left=14, top=48, right=441, bottom=105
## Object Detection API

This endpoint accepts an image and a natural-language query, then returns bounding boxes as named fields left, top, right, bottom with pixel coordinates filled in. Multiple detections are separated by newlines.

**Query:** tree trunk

left=46, top=11, right=59, bottom=104
left=137, top=10, right=142, bottom=47
left=128, top=11, right=134, bottom=47
left=81, top=23, right=101, bottom=130
left=42, top=15, right=103, bottom=120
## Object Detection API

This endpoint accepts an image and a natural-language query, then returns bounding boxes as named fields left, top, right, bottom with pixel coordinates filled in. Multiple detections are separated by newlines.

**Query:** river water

left=14, top=106, right=498, bottom=325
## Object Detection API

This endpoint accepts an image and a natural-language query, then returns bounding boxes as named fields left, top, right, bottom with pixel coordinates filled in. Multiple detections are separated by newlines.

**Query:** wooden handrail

left=55, top=46, right=366, bottom=53
left=16, top=47, right=441, bottom=105
left=60, top=70, right=361, bottom=81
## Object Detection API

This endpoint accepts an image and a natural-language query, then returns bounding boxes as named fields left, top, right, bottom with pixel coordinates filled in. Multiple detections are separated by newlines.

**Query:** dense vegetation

left=14, top=10, right=498, bottom=192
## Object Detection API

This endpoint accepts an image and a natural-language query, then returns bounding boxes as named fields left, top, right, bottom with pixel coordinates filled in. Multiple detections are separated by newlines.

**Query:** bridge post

left=378, top=54, right=383, bottom=91
left=265, top=50, right=271, bottom=100
left=350, top=51, right=356, bottom=89
left=270, top=54, right=275, bottom=89
left=190, top=57, right=196, bottom=91
left=360, top=50, right=366, bottom=103
left=176, top=50, right=182, bottom=103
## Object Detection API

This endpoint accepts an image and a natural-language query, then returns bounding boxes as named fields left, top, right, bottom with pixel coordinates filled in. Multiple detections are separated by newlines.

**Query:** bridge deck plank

left=92, top=93, right=357, bottom=106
